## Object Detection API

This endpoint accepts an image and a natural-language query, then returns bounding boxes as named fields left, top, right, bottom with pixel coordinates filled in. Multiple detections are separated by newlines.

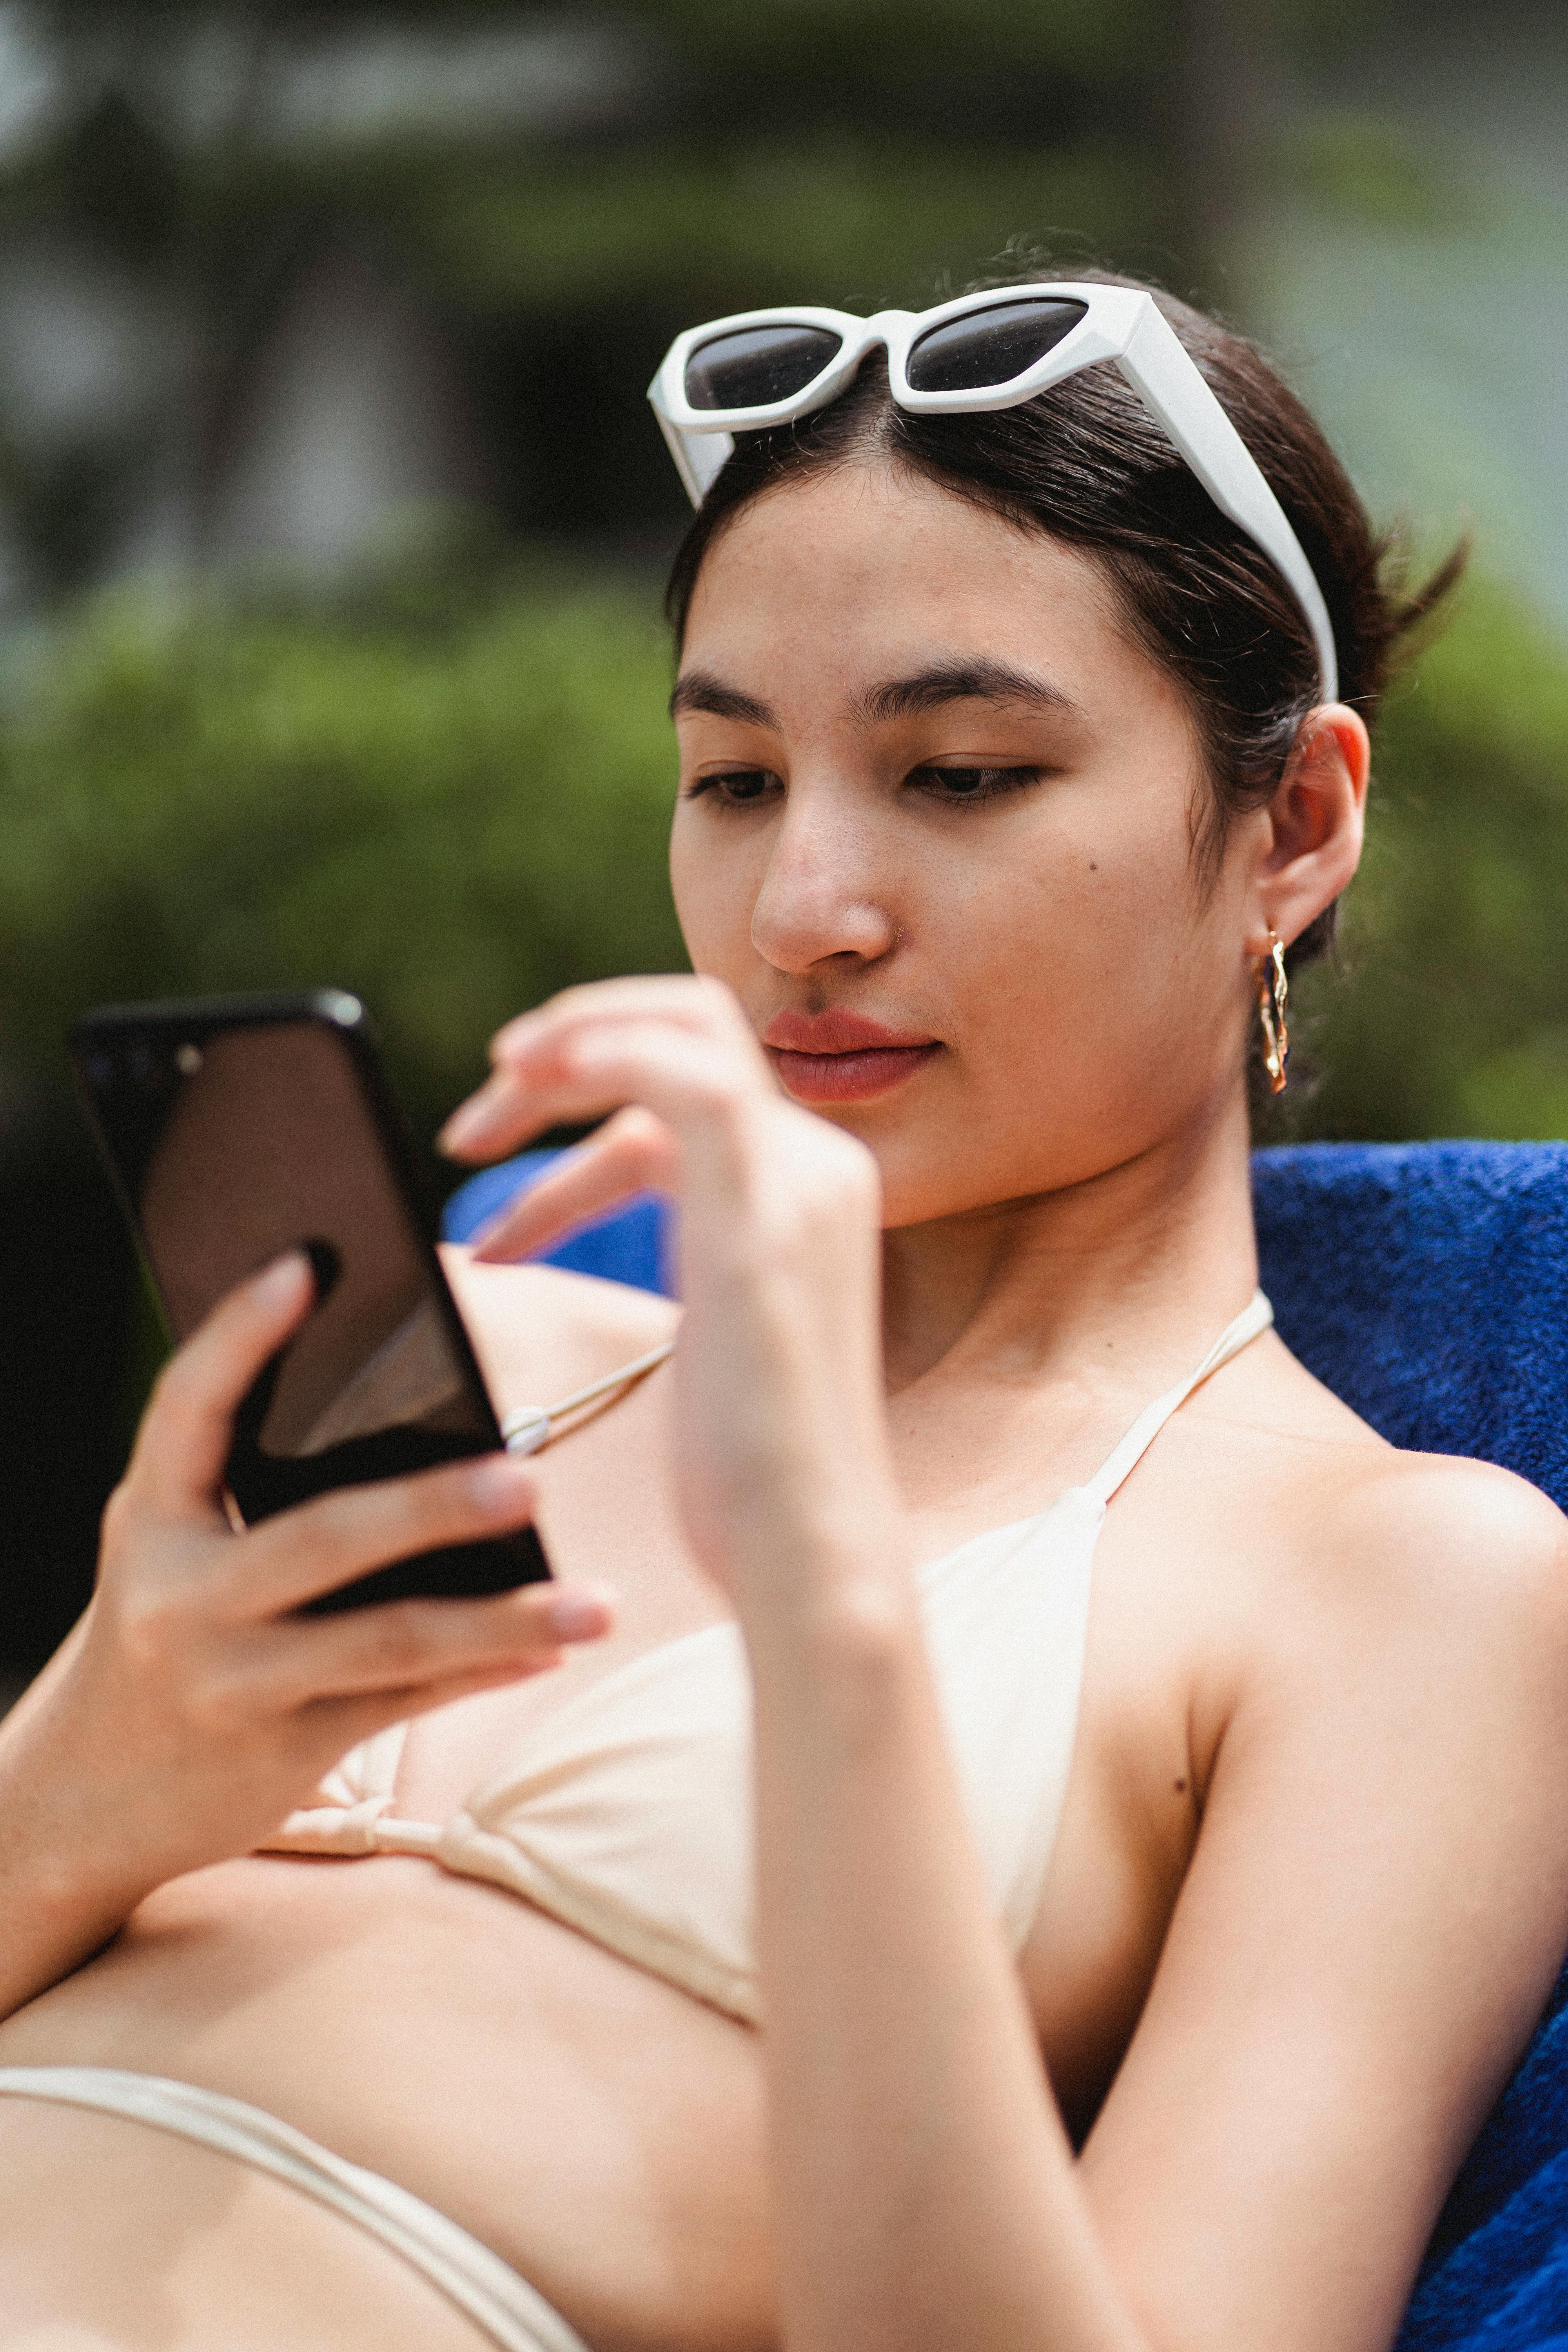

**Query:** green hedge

left=0, top=564, right=688, bottom=1149
left=1295, top=577, right=1568, bottom=1142
left=2, top=559, right=1566, bottom=1158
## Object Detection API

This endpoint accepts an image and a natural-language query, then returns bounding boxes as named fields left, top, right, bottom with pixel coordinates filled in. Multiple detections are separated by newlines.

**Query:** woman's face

left=669, top=462, right=1265, bottom=1227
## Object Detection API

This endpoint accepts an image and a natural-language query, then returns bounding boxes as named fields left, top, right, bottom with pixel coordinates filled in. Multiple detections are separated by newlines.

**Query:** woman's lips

left=770, top=1043, right=942, bottom=1102
left=762, top=1011, right=942, bottom=1104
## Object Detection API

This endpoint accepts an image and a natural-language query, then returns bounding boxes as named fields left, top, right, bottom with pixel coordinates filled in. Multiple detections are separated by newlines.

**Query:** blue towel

left=1254, top=1143, right=1568, bottom=1515
left=443, top=1139, right=1568, bottom=2347
left=441, top=1149, right=671, bottom=1294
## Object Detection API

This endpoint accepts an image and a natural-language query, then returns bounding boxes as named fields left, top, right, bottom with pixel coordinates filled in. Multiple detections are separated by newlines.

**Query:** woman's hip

left=0, top=2069, right=585, bottom=2352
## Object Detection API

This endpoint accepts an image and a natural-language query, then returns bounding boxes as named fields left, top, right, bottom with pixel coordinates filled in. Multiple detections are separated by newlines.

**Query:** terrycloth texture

left=1253, top=1142, right=1568, bottom=1511
left=442, top=1139, right=1568, bottom=2349
left=1395, top=1971, right=1568, bottom=2350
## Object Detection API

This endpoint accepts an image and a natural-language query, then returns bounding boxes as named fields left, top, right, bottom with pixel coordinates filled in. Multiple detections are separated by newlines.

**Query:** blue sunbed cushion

left=441, top=1149, right=670, bottom=1295
left=1253, top=1142, right=1568, bottom=1515
left=442, top=1137, right=1568, bottom=2348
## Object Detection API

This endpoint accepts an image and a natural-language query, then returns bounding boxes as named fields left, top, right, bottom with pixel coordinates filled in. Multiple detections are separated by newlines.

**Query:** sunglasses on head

left=648, top=281, right=1338, bottom=703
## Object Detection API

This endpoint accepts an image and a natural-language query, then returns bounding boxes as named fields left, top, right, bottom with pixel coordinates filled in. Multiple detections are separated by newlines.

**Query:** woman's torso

left=0, top=1260, right=1385, bottom=2350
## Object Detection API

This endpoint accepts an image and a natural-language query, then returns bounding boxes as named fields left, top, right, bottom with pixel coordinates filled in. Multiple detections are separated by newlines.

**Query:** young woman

left=0, top=270, right=1564, bottom=2352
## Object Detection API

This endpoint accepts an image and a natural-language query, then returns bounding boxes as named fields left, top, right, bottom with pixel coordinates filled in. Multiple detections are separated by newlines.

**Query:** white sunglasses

left=648, top=281, right=1338, bottom=703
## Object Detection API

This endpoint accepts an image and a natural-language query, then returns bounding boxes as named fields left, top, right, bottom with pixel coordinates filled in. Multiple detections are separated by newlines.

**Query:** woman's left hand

left=439, top=976, right=907, bottom=1613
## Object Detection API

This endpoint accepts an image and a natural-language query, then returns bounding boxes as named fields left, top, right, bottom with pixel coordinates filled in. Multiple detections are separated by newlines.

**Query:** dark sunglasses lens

left=684, top=324, right=843, bottom=412
left=905, top=297, right=1088, bottom=395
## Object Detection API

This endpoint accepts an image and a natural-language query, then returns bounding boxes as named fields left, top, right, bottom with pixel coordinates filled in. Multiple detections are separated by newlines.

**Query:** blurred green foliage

left=638, top=0, right=1151, bottom=76
left=412, top=142, right=1142, bottom=311
left=4, top=557, right=1568, bottom=1170
left=1289, top=113, right=1481, bottom=233
left=1299, top=577, right=1568, bottom=1143
left=0, top=555, right=687, bottom=1155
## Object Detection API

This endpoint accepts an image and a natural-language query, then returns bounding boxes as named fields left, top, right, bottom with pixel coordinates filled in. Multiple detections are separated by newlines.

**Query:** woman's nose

left=749, top=800, right=900, bottom=973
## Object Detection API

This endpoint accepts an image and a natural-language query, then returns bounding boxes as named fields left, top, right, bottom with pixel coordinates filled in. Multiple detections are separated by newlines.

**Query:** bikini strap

left=1080, top=1289, right=1274, bottom=1510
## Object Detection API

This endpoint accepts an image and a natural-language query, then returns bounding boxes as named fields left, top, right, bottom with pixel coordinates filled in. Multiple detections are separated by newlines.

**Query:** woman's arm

left=749, top=1565, right=1145, bottom=2352
left=747, top=1459, right=1568, bottom=2352
left=450, top=975, right=1568, bottom=2352
left=1075, top=1457, right=1568, bottom=2351
left=0, top=1251, right=610, bottom=2022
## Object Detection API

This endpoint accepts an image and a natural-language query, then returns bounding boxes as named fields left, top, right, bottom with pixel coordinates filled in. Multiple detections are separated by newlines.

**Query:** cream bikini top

left=261, top=1292, right=1274, bottom=2024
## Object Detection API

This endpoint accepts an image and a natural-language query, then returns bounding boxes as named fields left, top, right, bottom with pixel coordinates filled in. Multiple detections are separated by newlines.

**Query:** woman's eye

left=685, top=767, right=781, bottom=808
left=908, top=763, right=1041, bottom=806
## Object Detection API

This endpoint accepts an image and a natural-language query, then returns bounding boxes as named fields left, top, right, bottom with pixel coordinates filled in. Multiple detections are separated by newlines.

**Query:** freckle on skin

left=1174, top=1778, right=1187, bottom=1794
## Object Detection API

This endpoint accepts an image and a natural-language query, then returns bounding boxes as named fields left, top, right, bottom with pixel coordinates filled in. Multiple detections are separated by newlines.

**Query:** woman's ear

left=1247, top=703, right=1370, bottom=953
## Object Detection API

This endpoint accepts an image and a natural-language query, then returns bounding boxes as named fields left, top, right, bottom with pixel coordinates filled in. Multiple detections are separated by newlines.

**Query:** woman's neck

left=878, top=1088, right=1260, bottom=1399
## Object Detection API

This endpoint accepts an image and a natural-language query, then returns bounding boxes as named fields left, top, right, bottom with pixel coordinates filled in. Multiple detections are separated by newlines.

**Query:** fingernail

left=255, top=1250, right=309, bottom=1304
left=437, top=1098, right=489, bottom=1156
left=470, top=1209, right=525, bottom=1262
left=469, top=1455, right=534, bottom=1515
left=544, top=1585, right=615, bottom=1640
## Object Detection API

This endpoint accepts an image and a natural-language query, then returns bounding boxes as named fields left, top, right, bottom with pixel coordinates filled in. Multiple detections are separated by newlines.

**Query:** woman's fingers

left=305, top=1633, right=609, bottom=1758
left=491, top=974, right=757, bottom=1069
left=220, top=1452, right=547, bottom=1621
left=452, top=1025, right=768, bottom=1198
left=265, top=1576, right=617, bottom=1708
left=470, top=1106, right=677, bottom=1264
left=126, top=1253, right=315, bottom=1515
left=439, top=975, right=765, bottom=1163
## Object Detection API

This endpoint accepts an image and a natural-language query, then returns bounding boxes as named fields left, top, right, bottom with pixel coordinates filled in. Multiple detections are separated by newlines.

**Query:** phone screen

left=74, top=997, right=548, bottom=1611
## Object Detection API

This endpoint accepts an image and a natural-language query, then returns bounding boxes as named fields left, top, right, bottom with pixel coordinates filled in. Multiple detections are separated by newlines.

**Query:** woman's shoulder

left=438, top=1243, right=680, bottom=1423
left=1326, top=1440, right=1568, bottom=1622
left=1194, top=1338, right=1568, bottom=1728
left=1244, top=1334, right=1568, bottom=1622
left=1256, top=1428, right=1568, bottom=1740
left=1177, top=1409, right=1568, bottom=1909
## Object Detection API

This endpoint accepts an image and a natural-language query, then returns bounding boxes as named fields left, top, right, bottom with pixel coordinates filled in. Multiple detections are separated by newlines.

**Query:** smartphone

left=70, top=989, right=550, bottom=1613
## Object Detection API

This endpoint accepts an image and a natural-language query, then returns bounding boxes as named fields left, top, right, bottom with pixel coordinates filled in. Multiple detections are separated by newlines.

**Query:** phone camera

left=128, top=1041, right=160, bottom=1090
left=175, top=1042, right=203, bottom=1077
left=84, top=1051, right=116, bottom=1089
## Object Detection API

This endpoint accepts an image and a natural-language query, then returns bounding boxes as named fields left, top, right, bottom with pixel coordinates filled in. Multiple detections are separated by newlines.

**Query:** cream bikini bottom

left=0, top=2067, right=589, bottom=2352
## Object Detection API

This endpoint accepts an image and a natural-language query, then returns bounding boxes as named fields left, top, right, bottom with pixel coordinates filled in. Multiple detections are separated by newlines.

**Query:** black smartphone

left=70, top=989, right=549, bottom=1613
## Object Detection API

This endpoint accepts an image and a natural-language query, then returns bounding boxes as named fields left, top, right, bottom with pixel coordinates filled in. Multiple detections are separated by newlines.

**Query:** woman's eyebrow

left=668, top=670, right=778, bottom=726
left=667, top=658, right=1080, bottom=729
left=854, top=659, right=1080, bottom=724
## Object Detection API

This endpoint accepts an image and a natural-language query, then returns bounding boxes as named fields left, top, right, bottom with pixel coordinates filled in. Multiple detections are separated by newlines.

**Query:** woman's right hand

left=0, top=1250, right=610, bottom=2015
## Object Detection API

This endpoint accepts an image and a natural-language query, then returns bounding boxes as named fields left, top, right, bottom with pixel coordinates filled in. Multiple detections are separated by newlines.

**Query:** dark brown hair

left=664, top=265, right=1463, bottom=973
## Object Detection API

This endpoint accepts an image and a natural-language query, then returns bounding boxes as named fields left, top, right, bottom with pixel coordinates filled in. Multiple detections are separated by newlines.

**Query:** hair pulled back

left=664, top=265, right=1462, bottom=970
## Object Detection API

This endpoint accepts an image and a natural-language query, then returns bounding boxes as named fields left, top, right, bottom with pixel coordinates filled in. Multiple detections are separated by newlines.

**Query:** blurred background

left=0, top=0, right=1564, bottom=1677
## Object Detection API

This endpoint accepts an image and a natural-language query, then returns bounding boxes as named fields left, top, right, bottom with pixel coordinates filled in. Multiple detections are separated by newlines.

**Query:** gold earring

left=1256, top=930, right=1289, bottom=1094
